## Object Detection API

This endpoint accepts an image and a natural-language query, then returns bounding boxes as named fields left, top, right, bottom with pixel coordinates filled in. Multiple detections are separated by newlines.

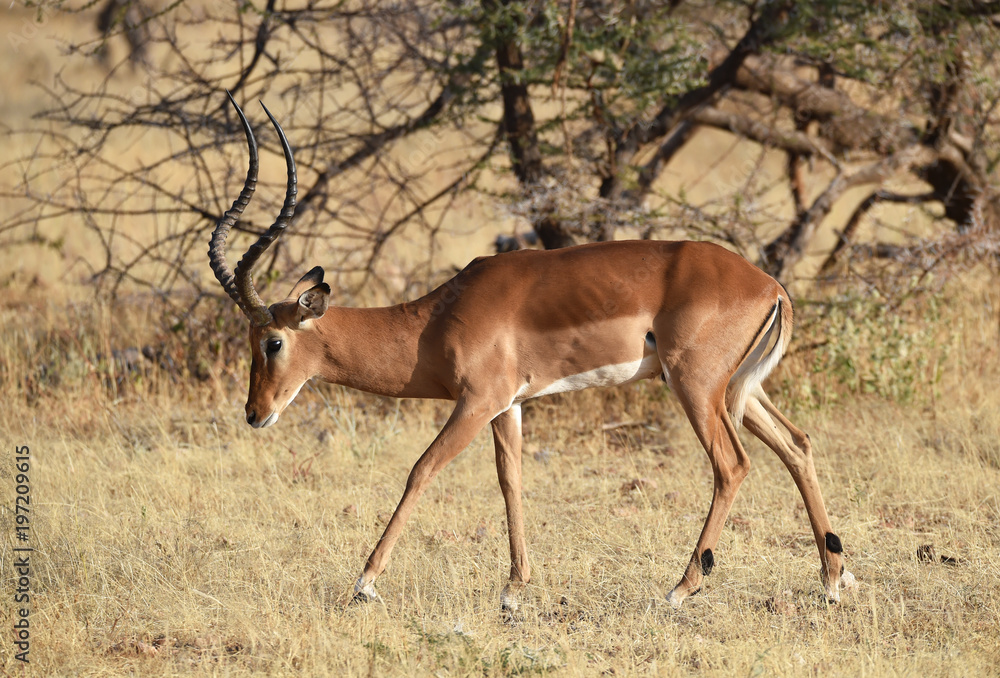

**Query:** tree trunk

left=488, top=0, right=544, bottom=186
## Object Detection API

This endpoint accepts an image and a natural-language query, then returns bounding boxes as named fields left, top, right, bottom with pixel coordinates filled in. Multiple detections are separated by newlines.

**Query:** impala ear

left=287, top=266, right=326, bottom=301
left=297, top=283, right=330, bottom=323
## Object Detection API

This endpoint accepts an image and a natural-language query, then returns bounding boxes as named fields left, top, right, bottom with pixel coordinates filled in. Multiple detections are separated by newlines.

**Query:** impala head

left=208, top=92, right=330, bottom=428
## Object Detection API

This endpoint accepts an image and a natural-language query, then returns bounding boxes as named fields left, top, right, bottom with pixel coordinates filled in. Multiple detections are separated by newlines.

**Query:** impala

left=208, top=93, right=854, bottom=610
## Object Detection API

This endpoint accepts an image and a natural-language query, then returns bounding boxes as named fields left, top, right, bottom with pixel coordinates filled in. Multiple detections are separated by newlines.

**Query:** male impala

left=208, top=93, right=854, bottom=610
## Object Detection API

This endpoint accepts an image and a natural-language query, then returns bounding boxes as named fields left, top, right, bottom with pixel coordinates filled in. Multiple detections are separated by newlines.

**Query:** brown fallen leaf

left=764, top=591, right=798, bottom=616
left=917, top=543, right=962, bottom=566
left=107, top=639, right=159, bottom=658
left=620, top=478, right=658, bottom=494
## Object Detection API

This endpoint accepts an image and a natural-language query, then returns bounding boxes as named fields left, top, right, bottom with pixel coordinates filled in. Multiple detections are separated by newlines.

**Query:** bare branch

left=731, top=53, right=919, bottom=153
left=690, top=107, right=831, bottom=156
left=633, top=120, right=695, bottom=199
left=821, top=190, right=940, bottom=274
left=763, top=146, right=937, bottom=281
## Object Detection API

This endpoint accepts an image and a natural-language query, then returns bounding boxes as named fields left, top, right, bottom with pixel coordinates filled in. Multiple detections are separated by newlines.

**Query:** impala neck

left=310, top=300, right=448, bottom=400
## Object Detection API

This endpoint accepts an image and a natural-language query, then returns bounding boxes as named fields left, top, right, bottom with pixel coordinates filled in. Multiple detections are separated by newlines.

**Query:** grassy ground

left=1, top=289, right=999, bottom=676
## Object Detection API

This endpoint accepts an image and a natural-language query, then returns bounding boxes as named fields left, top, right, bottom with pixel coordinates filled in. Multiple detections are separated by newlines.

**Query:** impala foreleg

left=354, top=398, right=495, bottom=602
left=742, top=390, right=854, bottom=602
left=667, top=392, right=751, bottom=607
left=491, top=405, right=530, bottom=612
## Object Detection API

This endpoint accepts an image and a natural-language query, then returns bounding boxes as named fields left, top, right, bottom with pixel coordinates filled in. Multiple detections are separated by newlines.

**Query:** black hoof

left=351, top=589, right=379, bottom=605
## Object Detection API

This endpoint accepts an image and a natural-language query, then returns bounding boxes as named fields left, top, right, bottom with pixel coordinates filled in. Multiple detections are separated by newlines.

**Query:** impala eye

left=266, top=338, right=282, bottom=355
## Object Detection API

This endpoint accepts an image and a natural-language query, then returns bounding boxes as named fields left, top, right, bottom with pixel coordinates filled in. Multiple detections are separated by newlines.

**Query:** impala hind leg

left=491, top=405, right=530, bottom=612
left=666, top=383, right=752, bottom=607
left=742, top=389, right=854, bottom=602
left=353, top=398, right=495, bottom=602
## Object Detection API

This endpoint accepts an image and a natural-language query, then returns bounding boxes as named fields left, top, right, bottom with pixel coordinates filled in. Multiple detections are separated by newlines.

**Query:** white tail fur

left=727, top=297, right=786, bottom=426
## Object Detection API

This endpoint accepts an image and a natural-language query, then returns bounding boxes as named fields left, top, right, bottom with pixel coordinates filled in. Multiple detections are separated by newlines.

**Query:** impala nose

left=246, top=408, right=277, bottom=428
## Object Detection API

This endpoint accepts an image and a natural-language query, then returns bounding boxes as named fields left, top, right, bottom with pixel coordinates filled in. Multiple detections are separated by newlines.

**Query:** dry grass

left=2, top=286, right=999, bottom=677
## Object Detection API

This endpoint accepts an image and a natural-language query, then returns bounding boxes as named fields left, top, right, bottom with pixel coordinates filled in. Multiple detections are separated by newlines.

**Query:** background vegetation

left=1, top=0, right=999, bottom=674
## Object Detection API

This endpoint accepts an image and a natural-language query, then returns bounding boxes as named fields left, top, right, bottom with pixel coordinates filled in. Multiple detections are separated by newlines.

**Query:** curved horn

left=208, top=90, right=258, bottom=315
left=233, top=101, right=298, bottom=327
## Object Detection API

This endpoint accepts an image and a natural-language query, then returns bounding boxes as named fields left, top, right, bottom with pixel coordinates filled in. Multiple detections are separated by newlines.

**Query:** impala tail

left=727, top=294, right=792, bottom=426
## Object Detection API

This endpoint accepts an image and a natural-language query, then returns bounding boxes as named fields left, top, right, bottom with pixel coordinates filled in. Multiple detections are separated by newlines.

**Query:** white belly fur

left=519, top=352, right=663, bottom=402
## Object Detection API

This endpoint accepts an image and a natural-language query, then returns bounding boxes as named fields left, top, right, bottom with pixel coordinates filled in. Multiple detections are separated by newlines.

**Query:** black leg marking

left=701, top=549, right=714, bottom=576
left=825, top=532, right=843, bottom=554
